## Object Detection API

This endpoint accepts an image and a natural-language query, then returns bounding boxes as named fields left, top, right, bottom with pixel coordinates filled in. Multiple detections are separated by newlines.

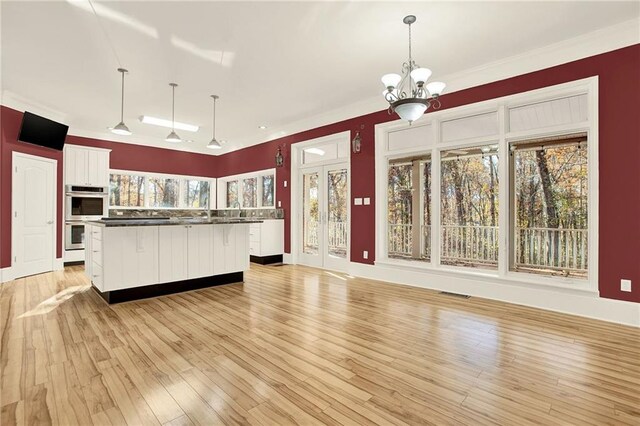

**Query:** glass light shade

left=410, top=68, right=432, bottom=84
left=165, top=130, right=182, bottom=143
left=381, top=73, right=402, bottom=89
left=111, top=121, right=131, bottom=136
left=426, top=81, right=446, bottom=96
left=207, top=138, right=222, bottom=149
left=394, top=101, right=427, bottom=123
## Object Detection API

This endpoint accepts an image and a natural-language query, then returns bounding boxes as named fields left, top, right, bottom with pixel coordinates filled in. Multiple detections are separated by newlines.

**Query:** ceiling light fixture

left=207, top=95, right=222, bottom=150
left=111, top=68, right=131, bottom=136
left=139, top=116, right=199, bottom=132
left=382, top=15, right=446, bottom=124
left=165, top=83, right=181, bottom=143
left=258, top=125, right=267, bottom=129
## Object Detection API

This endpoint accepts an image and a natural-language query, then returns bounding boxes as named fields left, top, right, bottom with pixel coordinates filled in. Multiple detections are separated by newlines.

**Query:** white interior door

left=298, top=163, right=349, bottom=271
left=12, top=153, right=56, bottom=279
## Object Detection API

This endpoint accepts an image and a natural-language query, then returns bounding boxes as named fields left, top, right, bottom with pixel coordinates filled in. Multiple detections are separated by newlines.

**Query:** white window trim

left=109, top=168, right=216, bottom=210
left=375, top=76, right=599, bottom=295
left=216, top=168, right=276, bottom=209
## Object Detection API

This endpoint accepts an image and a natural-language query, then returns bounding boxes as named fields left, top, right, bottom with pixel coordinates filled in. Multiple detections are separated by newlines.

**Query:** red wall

left=0, top=105, right=219, bottom=268
left=216, top=44, right=640, bottom=303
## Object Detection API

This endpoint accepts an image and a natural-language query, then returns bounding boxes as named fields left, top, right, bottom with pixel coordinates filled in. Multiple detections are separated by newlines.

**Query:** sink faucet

left=231, top=201, right=240, bottom=217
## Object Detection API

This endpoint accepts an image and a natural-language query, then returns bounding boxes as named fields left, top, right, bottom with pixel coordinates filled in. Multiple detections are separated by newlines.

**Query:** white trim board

left=347, top=262, right=640, bottom=328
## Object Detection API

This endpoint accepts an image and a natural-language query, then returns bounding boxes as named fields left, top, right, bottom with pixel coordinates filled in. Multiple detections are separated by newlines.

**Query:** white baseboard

left=347, top=262, right=640, bottom=327
left=283, top=253, right=293, bottom=264
left=64, top=249, right=85, bottom=263
left=55, top=258, right=64, bottom=271
left=0, top=267, right=16, bottom=283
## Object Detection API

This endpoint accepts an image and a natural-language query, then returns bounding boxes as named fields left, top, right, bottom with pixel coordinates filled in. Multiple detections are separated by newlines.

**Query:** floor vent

left=439, top=291, right=471, bottom=299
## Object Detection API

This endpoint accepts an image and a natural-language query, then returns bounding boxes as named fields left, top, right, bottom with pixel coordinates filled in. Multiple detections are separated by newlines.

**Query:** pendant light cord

left=172, top=84, right=175, bottom=132
left=120, top=70, right=125, bottom=122
left=212, top=97, right=216, bottom=139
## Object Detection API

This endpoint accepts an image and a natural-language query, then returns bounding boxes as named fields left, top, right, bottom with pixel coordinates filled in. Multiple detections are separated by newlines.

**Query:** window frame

left=217, top=168, right=277, bottom=209
left=109, top=169, right=216, bottom=210
left=375, top=77, right=598, bottom=294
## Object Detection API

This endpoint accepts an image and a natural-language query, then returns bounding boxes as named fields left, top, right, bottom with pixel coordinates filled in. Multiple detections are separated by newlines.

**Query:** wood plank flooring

left=1, top=264, right=639, bottom=425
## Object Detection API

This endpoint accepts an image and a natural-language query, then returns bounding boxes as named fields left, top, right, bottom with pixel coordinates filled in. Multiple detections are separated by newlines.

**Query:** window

left=440, top=145, right=499, bottom=270
left=109, top=174, right=144, bottom=207
left=183, top=180, right=210, bottom=208
left=387, top=155, right=431, bottom=261
left=148, top=177, right=180, bottom=208
left=109, top=171, right=213, bottom=209
left=226, top=181, right=239, bottom=208
left=218, top=169, right=276, bottom=209
left=510, top=134, right=588, bottom=278
left=262, top=175, right=274, bottom=207
left=242, top=178, right=257, bottom=208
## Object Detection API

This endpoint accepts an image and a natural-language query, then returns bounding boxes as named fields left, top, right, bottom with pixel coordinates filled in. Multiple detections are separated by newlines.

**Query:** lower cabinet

left=86, top=223, right=251, bottom=292
left=102, top=226, right=160, bottom=291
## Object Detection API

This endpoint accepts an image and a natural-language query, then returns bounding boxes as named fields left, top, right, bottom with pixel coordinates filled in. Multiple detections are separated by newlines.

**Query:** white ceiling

left=2, top=1, right=638, bottom=155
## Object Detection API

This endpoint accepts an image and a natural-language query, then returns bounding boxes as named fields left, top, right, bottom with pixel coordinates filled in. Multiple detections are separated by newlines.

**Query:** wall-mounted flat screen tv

left=18, top=111, right=69, bottom=151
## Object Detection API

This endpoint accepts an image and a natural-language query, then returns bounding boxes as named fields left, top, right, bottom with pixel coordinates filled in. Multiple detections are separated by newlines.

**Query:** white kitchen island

left=85, top=219, right=257, bottom=303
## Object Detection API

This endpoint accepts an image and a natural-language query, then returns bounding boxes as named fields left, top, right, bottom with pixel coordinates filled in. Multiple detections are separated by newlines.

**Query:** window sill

left=374, top=258, right=598, bottom=296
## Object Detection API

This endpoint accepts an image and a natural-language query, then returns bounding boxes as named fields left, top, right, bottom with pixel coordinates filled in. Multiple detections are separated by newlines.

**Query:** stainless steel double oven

left=65, top=185, right=108, bottom=250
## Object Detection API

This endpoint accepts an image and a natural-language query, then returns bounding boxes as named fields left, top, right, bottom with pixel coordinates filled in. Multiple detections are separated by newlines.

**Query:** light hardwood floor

left=1, top=264, right=639, bottom=425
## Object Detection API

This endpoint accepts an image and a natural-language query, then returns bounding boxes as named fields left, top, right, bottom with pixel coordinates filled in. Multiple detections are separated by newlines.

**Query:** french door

left=298, top=163, right=349, bottom=271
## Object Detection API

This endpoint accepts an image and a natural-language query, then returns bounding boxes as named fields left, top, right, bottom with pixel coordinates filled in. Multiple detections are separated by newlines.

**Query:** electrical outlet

left=363, top=251, right=368, bottom=259
left=284, top=180, right=288, bottom=187
left=278, top=201, right=282, bottom=208
left=621, top=279, right=632, bottom=292
left=364, top=197, right=371, bottom=205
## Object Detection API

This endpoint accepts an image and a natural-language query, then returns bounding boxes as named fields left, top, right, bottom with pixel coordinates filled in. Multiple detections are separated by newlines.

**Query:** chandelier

left=382, top=15, right=446, bottom=123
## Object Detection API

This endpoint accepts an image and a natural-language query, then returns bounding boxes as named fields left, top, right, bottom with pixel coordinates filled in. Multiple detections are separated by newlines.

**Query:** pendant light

left=381, top=15, right=446, bottom=124
left=111, top=68, right=131, bottom=135
left=207, top=95, right=222, bottom=149
left=165, top=83, right=181, bottom=143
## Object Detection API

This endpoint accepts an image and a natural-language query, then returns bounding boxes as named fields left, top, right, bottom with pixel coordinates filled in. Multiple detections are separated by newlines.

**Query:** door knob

left=46, top=220, right=54, bottom=224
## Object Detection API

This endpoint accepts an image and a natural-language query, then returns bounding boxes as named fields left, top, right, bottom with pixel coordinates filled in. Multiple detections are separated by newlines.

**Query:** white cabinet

left=213, top=224, right=250, bottom=275
left=101, top=226, right=159, bottom=291
left=64, top=145, right=110, bottom=187
left=158, top=226, right=189, bottom=283
left=187, top=225, right=214, bottom=278
left=249, top=220, right=284, bottom=257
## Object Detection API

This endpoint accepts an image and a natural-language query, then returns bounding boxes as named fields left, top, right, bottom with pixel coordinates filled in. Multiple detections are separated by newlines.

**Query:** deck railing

left=304, top=220, right=348, bottom=251
left=387, top=223, right=588, bottom=272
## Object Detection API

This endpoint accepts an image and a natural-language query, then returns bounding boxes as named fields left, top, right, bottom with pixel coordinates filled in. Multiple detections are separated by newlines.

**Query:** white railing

left=387, top=224, right=587, bottom=273
left=441, top=225, right=498, bottom=265
left=304, top=220, right=348, bottom=251
left=515, top=227, right=588, bottom=272
left=388, top=223, right=431, bottom=259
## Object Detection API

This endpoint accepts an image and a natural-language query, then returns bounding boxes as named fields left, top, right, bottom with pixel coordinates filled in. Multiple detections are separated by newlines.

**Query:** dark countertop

left=88, top=218, right=264, bottom=227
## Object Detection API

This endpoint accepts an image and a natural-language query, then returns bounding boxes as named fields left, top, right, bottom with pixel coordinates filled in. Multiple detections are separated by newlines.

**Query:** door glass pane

left=303, top=172, right=319, bottom=255
left=327, top=168, right=348, bottom=258
left=262, top=175, right=274, bottom=207
left=388, top=162, right=413, bottom=258
left=440, top=145, right=499, bottom=270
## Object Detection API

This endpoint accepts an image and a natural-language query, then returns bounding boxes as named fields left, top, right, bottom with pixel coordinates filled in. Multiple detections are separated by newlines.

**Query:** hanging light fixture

left=381, top=15, right=446, bottom=124
left=165, top=83, right=181, bottom=143
left=275, top=145, right=284, bottom=167
left=207, top=95, right=222, bottom=149
left=111, top=68, right=131, bottom=135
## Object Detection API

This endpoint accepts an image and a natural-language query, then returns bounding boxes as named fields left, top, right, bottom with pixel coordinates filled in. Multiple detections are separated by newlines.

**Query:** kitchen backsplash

left=109, top=208, right=285, bottom=219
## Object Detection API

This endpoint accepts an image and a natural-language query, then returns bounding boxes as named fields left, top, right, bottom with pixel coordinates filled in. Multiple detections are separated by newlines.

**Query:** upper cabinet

left=64, top=145, right=111, bottom=187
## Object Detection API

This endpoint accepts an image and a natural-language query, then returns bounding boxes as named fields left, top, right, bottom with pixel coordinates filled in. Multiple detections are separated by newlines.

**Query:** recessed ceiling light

left=258, top=125, right=267, bottom=129
left=139, top=115, right=199, bottom=132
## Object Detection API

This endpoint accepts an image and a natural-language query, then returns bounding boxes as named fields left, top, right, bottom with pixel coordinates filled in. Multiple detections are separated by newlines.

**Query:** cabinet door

left=187, top=225, right=213, bottom=279
left=65, top=146, right=89, bottom=186
left=86, top=149, right=110, bottom=187
left=212, top=225, right=226, bottom=275
left=103, top=226, right=159, bottom=291
left=84, top=225, right=93, bottom=280
left=159, top=226, right=189, bottom=283
left=259, top=220, right=284, bottom=256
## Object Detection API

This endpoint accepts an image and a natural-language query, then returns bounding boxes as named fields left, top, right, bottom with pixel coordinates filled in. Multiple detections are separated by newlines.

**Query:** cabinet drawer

left=91, top=262, right=104, bottom=289
left=92, top=247, right=103, bottom=267
left=249, top=223, right=260, bottom=232
left=91, top=227, right=103, bottom=241
left=250, top=241, right=260, bottom=253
